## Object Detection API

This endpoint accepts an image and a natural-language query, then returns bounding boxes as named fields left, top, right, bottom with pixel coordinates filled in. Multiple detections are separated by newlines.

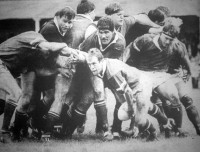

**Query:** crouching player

left=85, top=48, right=173, bottom=141
left=0, top=31, right=77, bottom=142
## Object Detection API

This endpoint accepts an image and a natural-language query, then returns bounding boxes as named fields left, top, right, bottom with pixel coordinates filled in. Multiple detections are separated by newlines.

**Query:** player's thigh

left=0, top=66, right=21, bottom=106
left=175, top=81, right=188, bottom=98
left=76, top=85, right=94, bottom=113
left=155, top=80, right=179, bottom=100
left=17, top=71, right=36, bottom=112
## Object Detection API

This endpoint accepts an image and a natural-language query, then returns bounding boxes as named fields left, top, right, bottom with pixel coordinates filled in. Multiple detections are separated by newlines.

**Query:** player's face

left=57, top=15, right=73, bottom=34
left=159, top=33, right=174, bottom=49
left=87, top=56, right=103, bottom=76
left=110, top=11, right=124, bottom=27
left=98, top=29, right=114, bottom=46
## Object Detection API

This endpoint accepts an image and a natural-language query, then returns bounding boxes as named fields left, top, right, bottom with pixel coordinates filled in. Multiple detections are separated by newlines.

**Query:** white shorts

left=140, top=71, right=172, bottom=90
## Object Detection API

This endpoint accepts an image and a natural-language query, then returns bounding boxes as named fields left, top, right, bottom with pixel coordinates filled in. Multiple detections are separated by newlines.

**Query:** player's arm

left=38, top=41, right=68, bottom=54
left=174, top=40, right=192, bottom=79
left=113, top=37, right=126, bottom=61
left=134, top=13, right=160, bottom=28
left=110, top=72, right=135, bottom=115
left=148, top=26, right=163, bottom=34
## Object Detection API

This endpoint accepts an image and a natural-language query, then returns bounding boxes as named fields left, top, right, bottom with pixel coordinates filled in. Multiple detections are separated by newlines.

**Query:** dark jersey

left=39, top=19, right=70, bottom=44
left=125, top=22, right=150, bottom=46
left=0, top=31, right=46, bottom=76
left=68, top=14, right=96, bottom=49
left=167, top=40, right=189, bottom=74
left=126, top=34, right=174, bottom=72
left=39, top=19, right=71, bottom=71
left=80, top=31, right=126, bottom=60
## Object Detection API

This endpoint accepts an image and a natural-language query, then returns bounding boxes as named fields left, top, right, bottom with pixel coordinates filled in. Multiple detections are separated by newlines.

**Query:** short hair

left=97, top=16, right=114, bottom=32
left=163, top=17, right=183, bottom=38
left=55, top=6, right=76, bottom=20
left=156, top=6, right=171, bottom=17
left=88, top=48, right=104, bottom=61
left=77, top=0, right=95, bottom=14
left=105, top=2, right=123, bottom=15
left=148, top=9, right=165, bottom=23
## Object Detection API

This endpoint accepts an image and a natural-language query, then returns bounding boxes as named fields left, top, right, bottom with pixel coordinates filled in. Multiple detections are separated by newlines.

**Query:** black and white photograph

left=0, top=0, right=200, bottom=152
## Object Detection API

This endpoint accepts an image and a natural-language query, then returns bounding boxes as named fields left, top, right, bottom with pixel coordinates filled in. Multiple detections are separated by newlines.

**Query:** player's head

left=156, top=6, right=171, bottom=17
left=148, top=9, right=165, bottom=26
left=86, top=48, right=104, bottom=76
left=77, top=0, right=96, bottom=20
left=97, top=16, right=115, bottom=46
left=159, top=17, right=182, bottom=49
left=148, top=6, right=171, bottom=26
left=55, top=7, right=76, bottom=34
left=105, top=2, right=124, bottom=27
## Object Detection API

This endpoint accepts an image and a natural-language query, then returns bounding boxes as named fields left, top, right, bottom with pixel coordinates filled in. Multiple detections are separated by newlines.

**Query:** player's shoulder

left=141, top=33, right=155, bottom=40
left=106, top=59, right=126, bottom=70
left=135, top=33, right=155, bottom=46
left=40, top=20, right=57, bottom=32
left=115, top=31, right=126, bottom=46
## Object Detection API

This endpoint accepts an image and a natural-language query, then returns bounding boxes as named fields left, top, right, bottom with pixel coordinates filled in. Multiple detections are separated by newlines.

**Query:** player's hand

left=174, top=66, right=190, bottom=82
left=132, top=126, right=139, bottom=138
left=57, top=68, right=72, bottom=78
left=163, top=118, right=175, bottom=130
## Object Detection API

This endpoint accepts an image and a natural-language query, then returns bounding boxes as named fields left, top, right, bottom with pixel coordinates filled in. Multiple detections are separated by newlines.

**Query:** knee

left=16, top=94, right=32, bottom=112
left=76, top=99, right=93, bottom=113
left=94, top=90, right=105, bottom=103
left=167, top=94, right=181, bottom=108
left=180, top=96, right=193, bottom=109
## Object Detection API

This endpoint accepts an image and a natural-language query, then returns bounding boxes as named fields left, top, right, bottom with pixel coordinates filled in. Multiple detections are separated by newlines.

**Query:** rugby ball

left=118, top=102, right=135, bottom=121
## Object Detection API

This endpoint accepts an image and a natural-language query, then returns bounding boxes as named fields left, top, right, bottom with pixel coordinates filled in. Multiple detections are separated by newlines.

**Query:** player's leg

left=0, top=64, right=21, bottom=143
left=65, top=84, right=94, bottom=138
left=150, top=92, right=166, bottom=133
left=41, top=74, right=73, bottom=140
left=12, top=71, right=36, bottom=141
left=91, top=75, right=112, bottom=140
left=176, top=81, right=200, bottom=135
left=155, top=80, right=185, bottom=137
left=111, top=91, right=126, bottom=139
left=134, top=94, right=158, bottom=141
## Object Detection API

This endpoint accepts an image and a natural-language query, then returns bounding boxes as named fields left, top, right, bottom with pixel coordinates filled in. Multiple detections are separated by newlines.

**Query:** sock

left=148, top=104, right=168, bottom=125
left=139, top=119, right=156, bottom=134
left=43, top=114, right=59, bottom=135
left=186, top=106, right=200, bottom=135
left=95, top=111, right=103, bottom=133
left=171, top=106, right=183, bottom=131
left=112, top=103, right=122, bottom=133
left=180, top=96, right=200, bottom=135
left=2, top=103, right=16, bottom=131
left=95, top=104, right=109, bottom=132
left=13, top=110, right=29, bottom=137
left=67, top=108, right=86, bottom=135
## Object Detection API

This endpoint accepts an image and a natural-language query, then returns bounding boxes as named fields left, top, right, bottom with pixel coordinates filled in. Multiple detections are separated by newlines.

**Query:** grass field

left=0, top=80, right=200, bottom=152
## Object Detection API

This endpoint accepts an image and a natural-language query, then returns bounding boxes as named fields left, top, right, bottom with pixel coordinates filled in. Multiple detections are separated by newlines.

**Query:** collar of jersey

left=75, top=14, right=93, bottom=22
left=98, top=59, right=107, bottom=78
left=153, top=34, right=163, bottom=52
left=54, top=17, right=66, bottom=36
left=97, top=30, right=119, bottom=52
